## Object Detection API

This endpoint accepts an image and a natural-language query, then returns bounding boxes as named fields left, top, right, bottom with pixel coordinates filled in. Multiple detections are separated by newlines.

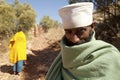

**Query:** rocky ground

left=0, top=28, right=64, bottom=80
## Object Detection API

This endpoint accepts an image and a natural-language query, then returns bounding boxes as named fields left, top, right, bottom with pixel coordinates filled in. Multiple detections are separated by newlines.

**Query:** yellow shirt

left=9, top=31, right=27, bottom=64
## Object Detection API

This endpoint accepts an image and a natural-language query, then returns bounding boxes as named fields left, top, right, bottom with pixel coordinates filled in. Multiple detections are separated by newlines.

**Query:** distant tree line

left=0, top=0, right=36, bottom=40
left=39, top=16, right=62, bottom=32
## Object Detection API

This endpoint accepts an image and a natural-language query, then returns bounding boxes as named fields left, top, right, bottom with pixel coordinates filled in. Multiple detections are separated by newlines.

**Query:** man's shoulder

left=93, top=40, right=111, bottom=45
left=93, top=40, right=119, bottom=52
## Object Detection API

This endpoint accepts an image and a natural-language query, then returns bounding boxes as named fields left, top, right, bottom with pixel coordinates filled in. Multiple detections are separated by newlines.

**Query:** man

left=45, top=2, right=120, bottom=80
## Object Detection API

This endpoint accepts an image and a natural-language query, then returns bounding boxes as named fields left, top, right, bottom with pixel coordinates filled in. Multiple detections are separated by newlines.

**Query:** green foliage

left=0, top=0, right=16, bottom=39
left=0, top=0, right=36, bottom=40
left=40, top=16, right=61, bottom=32
left=13, top=1, right=36, bottom=33
left=95, top=1, right=120, bottom=41
left=68, top=0, right=92, bottom=4
left=68, top=0, right=77, bottom=4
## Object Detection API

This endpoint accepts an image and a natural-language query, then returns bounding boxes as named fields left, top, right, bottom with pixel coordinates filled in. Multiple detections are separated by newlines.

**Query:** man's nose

left=70, top=33, right=80, bottom=43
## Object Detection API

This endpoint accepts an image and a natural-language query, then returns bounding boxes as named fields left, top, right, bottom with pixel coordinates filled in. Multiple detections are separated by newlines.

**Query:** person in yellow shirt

left=8, top=26, right=27, bottom=75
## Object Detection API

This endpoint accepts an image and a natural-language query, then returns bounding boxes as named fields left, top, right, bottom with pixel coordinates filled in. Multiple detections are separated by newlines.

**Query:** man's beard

left=64, top=31, right=93, bottom=46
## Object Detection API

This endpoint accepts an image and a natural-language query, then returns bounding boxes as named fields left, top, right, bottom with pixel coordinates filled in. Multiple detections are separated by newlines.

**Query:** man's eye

left=65, top=30, right=72, bottom=34
left=76, top=28, right=86, bottom=35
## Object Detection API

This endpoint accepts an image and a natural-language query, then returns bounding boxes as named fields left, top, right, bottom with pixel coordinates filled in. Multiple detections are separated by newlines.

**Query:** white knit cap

left=59, top=2, right=93, bottom=29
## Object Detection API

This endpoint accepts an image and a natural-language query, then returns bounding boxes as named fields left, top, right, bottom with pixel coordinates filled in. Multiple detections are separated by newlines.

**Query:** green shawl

left=45, top=37, right=120, bottom=80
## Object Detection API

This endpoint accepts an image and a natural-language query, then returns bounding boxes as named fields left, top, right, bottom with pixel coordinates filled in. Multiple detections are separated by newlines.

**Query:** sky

left=6, top=0, right=68, bottom=24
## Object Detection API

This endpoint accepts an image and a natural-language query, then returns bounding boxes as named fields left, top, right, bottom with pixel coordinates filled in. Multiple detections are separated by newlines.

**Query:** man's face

left=64, top=25, right=94, bottom=44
